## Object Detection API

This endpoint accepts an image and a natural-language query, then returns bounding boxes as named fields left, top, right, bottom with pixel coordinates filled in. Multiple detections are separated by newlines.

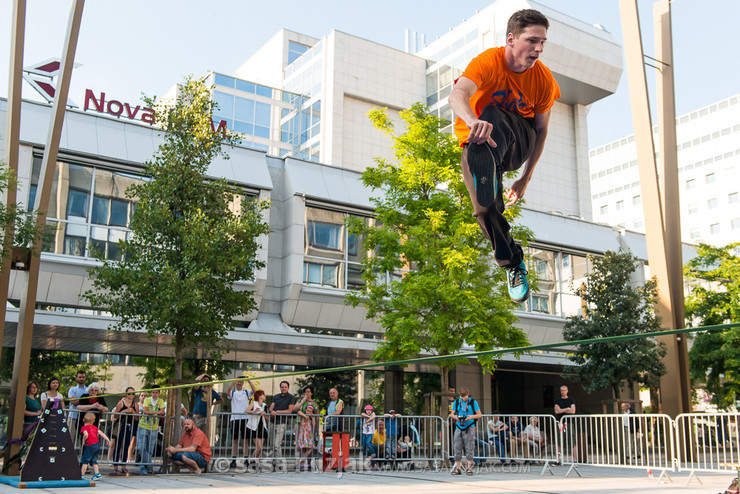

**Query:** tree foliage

left=345, top=103, right=529, bottom=385
left=562, top=250, right=666, bottom=398
left=0, top=348, right=112, bottom=395
left=0, top=162, right=46, bottom=267
left=131, top=356, right=237, bottom=387
left=295, top=371, right=358, bottom=413
left=685, top=242, right=740, bottom=409
left=84, top=77, right=271, bottom=381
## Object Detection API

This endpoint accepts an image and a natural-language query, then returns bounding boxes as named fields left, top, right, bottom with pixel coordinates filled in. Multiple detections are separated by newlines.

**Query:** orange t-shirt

left=454, top=46, right=561, bottom=145
left=180, top=426, right=212, bottom=462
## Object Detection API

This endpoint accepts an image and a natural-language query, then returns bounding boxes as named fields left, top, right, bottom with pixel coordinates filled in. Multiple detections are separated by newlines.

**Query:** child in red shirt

left=80, top=412, right=111, bottom=480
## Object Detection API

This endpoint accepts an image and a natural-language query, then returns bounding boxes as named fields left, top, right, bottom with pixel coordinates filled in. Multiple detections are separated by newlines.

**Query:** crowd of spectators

left=20, top=371, right=586, bottom=477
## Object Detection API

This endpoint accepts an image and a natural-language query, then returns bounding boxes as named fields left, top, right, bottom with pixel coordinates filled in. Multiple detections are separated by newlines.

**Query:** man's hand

left=505, top=177, right=529, bottom=206
left=466, top=118, right=497, bottom=148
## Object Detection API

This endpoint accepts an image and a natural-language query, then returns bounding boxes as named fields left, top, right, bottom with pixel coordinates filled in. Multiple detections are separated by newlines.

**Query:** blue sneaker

left=506, top=262, right=530, bottom=303
left=91, top=473, right=103, bottom=481
left=467, top=143, right=497, bottom=208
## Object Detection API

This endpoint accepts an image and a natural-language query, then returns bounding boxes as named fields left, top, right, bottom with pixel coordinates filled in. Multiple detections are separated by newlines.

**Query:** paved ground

left=0, top=465, right=735, bottom=493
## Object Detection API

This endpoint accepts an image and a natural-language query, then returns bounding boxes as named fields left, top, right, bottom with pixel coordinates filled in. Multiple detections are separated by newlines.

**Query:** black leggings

left=461, top=104, right=536, bottom=267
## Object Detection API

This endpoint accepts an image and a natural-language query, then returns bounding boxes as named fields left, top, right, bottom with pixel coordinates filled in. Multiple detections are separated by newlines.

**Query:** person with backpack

left=449, top=386, right=482, bottom=476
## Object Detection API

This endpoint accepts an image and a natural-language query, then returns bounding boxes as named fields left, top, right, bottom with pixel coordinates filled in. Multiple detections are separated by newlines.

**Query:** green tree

left=0, top=348, right=112, bottom=396
left=685, top=242, right=740, bottom=409
left=562, top=250, right=666, bottom=398
left=345, top=103, right=529, bottom=393
left=0, top=161, right=43, bottom=264
left=364, top=371, right=440, bottom=415
left=84, top=77, right=270, bottom=383
left=295, top=371, right=358, bottom=413
left=131, top=356, right=237, bottom=387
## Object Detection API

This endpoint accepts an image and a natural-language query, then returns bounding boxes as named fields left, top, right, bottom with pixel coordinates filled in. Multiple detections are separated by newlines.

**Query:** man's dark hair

left=280, top=380, right=290, bottom=388
left=76, top=370, right=86, bottom=376
left=149, top=384, right=160, bottom=390
left=507, top=9, right=549, bottom=38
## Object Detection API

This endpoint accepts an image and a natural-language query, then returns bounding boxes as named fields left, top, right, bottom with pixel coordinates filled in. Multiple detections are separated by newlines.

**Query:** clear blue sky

left=0, top=0, right=737, bottom=148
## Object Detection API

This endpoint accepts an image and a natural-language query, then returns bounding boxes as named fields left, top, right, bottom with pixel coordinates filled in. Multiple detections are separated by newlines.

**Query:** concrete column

left=383, top=366, right=404, bottom=412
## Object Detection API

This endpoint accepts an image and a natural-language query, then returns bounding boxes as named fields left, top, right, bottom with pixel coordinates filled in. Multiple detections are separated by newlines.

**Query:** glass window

left=729, top=192, right=738, bottom=204
left=303, top=207, right=374, bottom=290
left=67, top=188, right=89, bottom=219
left=234, top=97, right=255, bottom=122
left=288, top=41, right=309, bottom=64
left=710, top=223, right=720, bottom=234
left=254, top=101, right=271, bottom=127
left=110, top=199, right=129, bottom=226
left=234, top=121, right=254, bottom=135
left=616, top=200, right=624, bottom=210
left=213, top=91, right=234, bottom=118
left=235, top=79, right=255, bottom=93
left=214, top=73, right=235, bottom=88
left=688, top=203, right=698, bottom=214
left=91, top=195, right=109, bottom=224
left=254, top=125, right=270, bottom=139
left=708, top=198, right=718, bottom=209
left=732, top=218, right=740, bottom=229
left=255, top=85, right=272, bottom=98
left=690, top=229, right=701, bottom=239
left=307, top=221, right=342, bottom=250
left=706, top=173, right=716, bottom=184
left=686, top=179, right=696, bottom=190
left=32, top=159, right=144, bottom=259
left=600, top=205, right=608, bottom=215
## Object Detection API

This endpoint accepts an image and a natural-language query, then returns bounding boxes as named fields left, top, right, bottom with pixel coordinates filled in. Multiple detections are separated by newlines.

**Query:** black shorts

left=250, top=423, right=268, bottom=440
left=230, top=419, right=249, bottom=439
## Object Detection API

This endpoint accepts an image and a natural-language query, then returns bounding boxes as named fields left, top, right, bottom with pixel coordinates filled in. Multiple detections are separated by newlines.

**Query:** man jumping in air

left=449, top=9, right=560, bottom=303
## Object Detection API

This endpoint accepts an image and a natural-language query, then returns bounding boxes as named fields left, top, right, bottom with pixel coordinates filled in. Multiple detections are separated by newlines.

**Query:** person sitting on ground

left=165, top=418, right=211, bottom=474
left=397, top=434, right=414, bottom=459
left=80, top=411, right=111, bottom=481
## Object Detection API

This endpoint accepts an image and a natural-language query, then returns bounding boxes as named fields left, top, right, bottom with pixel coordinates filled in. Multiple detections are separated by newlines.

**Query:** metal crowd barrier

left=675, top=412, right=740, bottom=481
left=560, top=414, right=675, bottom=479
left=3, top=407, right=739, bottom=478
left=444, top=414, right=559, bottom=475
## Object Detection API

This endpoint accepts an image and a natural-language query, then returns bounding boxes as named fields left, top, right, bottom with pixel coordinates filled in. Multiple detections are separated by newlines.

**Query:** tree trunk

left=172, top=331, right=184, bottom=449
left=612, top=382, right=621, bottom=401
left=174, top=330, right=184, bottom=381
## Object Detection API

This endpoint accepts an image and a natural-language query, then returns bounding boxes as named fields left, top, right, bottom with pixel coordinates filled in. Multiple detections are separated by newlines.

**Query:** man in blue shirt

left=449, top=387, right=482, bottom=475
left=67, top=370, right=88, bottom=439
left=192, top=374, right=223, bottom=431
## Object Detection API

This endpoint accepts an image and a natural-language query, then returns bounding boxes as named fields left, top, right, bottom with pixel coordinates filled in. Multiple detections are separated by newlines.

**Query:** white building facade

left=589, top=93, right=740, bottom=246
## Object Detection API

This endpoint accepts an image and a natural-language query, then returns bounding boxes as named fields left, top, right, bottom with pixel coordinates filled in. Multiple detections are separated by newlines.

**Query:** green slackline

left=89, top=321, right=739, bottom=400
